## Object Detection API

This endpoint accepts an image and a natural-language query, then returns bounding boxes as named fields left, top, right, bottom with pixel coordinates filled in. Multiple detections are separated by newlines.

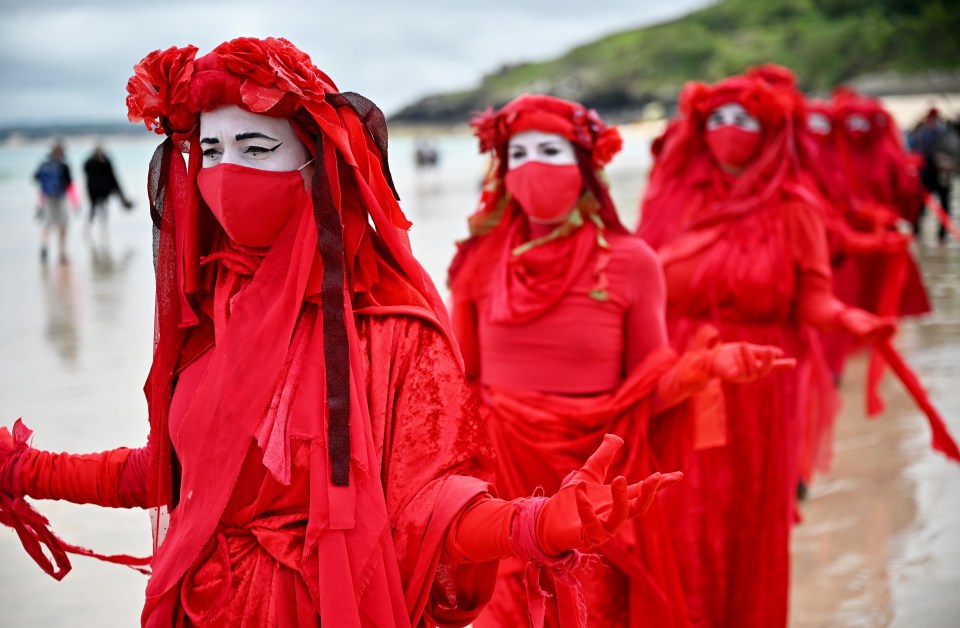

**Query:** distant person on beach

left=909, top=107, right=960, bottom=244
left=83, top=143, right=133, bottom=229
left=414, top=136, right=440, bottom=169
left=33, top=142, right=76, bottom=264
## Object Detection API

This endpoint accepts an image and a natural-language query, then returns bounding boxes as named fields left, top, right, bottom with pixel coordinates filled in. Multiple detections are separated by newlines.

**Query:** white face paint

left=845, top=114, right=871, bottom=132
left=199, top=105, right=312, bottom=172
left=807, top=112, right=832, bottom=135
left=507, top=130, right=577, bottom=170
left=705, top=103, right=761, bottom=132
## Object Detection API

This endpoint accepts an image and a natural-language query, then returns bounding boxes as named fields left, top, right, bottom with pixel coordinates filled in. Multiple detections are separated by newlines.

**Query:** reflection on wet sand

left=790, top=244, right=960, bottom=627
left=40, top=263, right=80, bottom=364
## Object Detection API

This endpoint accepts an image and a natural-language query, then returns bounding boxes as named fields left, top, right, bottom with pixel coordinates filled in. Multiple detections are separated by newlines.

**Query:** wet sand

left=0, top=133, right=957, bottom=626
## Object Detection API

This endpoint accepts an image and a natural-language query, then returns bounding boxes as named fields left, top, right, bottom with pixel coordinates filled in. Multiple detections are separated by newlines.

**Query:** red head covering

left=448, top=94, right=627, bottom=323
left=638, top=73, right=799, bottom=249
left=796, top=98, right=850, bottom=203
left=126, top=37, right=456, bottom=625
left=829, top=85, right=922, bottom=214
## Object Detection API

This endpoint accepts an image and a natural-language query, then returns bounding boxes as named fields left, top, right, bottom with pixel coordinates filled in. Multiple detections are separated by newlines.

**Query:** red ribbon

left=510, top=496, right=587, bottom=628
left=875, top=341, right=960, bottom=462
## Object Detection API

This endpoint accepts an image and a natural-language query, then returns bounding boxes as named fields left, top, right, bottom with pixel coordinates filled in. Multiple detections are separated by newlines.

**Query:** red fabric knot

left=200, top=243, right=269, bottom=341
left=510, top=495, right=588, bottom=628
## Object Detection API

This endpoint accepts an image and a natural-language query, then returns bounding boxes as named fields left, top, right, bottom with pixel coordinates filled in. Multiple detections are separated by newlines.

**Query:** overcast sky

left=0, top=0, right=712, bottom=126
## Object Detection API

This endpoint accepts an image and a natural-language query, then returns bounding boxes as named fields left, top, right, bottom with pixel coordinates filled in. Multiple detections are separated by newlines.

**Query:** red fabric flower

left=592, top=126, right=623, bottom=168
left=212, top=37, right=336, bottom=114
left=126, top=45, right=198, bottom=134
left=126, top=38, right=341, bottom=135
left=470, top=107, right=499, bottom=154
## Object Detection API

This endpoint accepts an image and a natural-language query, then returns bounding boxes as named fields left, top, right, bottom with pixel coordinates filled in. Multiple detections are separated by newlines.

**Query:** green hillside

left=391, top=0, right=960, bottom=123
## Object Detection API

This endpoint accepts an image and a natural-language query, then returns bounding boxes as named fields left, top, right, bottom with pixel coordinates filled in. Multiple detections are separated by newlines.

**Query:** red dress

left=453, top=221, right=691, bottom=628
left=653, top=194, right=839, bottom=628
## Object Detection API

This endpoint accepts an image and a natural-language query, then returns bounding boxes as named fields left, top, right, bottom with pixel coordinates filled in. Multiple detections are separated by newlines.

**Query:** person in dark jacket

left=83, top=143, right=133, bottom=228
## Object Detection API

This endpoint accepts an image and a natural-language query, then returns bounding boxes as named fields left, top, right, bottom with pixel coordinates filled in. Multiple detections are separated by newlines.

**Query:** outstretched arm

left=444, top=434, right=682, bottom=563
left=1, top=420, right=149, bottom=509
left=654, top=325, right=795, bottom=412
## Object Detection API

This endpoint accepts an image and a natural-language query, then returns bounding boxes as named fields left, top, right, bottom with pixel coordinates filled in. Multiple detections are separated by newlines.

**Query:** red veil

left=447, top=94, right=626, bottom=324
left=126, top=38, right=492, bottom=626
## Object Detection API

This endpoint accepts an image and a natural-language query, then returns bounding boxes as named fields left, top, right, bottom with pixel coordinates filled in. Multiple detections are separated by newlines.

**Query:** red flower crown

left=470, top=94, right=623, bottom=168
left=126, top=37, right=337, bottom=135
left=680, top=74, right=794, bottom=132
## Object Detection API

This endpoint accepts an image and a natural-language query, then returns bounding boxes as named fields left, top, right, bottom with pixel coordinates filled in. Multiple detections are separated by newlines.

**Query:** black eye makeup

left=244, top=142, right=284, bottom=156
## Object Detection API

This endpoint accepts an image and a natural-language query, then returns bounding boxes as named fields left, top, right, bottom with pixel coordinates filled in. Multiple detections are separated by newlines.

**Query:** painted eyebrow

left=200, top=137, right=219, bottom=145
left=235, top=132, right=280, bottom=141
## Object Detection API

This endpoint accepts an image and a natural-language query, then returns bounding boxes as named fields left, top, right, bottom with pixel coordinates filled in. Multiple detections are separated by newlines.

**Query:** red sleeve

left=20, top=445, right=149, bottom=509
left=786, top=201, right=846, bottom=330
left=622, top=238, right=669, bottom=375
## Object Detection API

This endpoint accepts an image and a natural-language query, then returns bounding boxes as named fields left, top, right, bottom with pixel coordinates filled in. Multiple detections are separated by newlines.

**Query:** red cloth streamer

left=874, top=341, right=960, bottom=462
left=509, top=496, right=587, bottom=628
left=925, top=192, right=960, bottom=243
left=0, top=420, right=152, bottom=579
left=865, top=246, right=909, bottom=416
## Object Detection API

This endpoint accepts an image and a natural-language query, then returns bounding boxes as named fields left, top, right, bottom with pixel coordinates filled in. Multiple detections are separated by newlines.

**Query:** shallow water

left=0, top=132, right=957, bottom=626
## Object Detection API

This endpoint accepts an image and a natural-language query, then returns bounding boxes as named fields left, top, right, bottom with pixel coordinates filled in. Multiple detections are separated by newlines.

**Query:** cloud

left=0, top=0, right=710, bottom=125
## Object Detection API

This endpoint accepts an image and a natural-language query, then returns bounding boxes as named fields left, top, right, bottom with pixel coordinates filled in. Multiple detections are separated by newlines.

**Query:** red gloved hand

left=838, top=308, right=897, bottom=343
left=710, top=342, right=797, bottom=384
left=535, top=434, right=682, bottom=556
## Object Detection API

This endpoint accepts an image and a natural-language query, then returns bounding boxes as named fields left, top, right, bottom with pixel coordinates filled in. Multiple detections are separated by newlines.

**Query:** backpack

left=36, top=161, right=68, bottom=196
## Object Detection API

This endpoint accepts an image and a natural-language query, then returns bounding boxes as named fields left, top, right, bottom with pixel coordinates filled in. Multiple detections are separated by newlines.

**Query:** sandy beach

left=0, top=121, right=957, bottom=626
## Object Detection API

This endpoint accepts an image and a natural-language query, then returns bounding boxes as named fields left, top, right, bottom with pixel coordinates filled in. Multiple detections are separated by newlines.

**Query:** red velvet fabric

left=15, top=314, right=499, bottom=627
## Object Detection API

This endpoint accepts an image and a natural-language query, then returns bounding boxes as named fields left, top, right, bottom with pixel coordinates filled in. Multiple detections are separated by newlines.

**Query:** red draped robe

left=21, top=313, right=499, bottom=627
left=452, top=224, right=691, bottom=628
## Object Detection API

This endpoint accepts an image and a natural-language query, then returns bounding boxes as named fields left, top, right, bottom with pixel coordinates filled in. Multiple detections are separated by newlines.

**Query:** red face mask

left=705, top=127, right=762, bottom=169
left=505, top=162, right=582, bottom=223
left=198, top=163, right=308, bottom=247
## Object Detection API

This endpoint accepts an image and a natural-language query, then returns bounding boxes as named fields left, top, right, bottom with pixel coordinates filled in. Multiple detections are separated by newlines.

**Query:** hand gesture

left=710, top=342, right=796, bottom=384
left=536, top=435, right=682, bottom=555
